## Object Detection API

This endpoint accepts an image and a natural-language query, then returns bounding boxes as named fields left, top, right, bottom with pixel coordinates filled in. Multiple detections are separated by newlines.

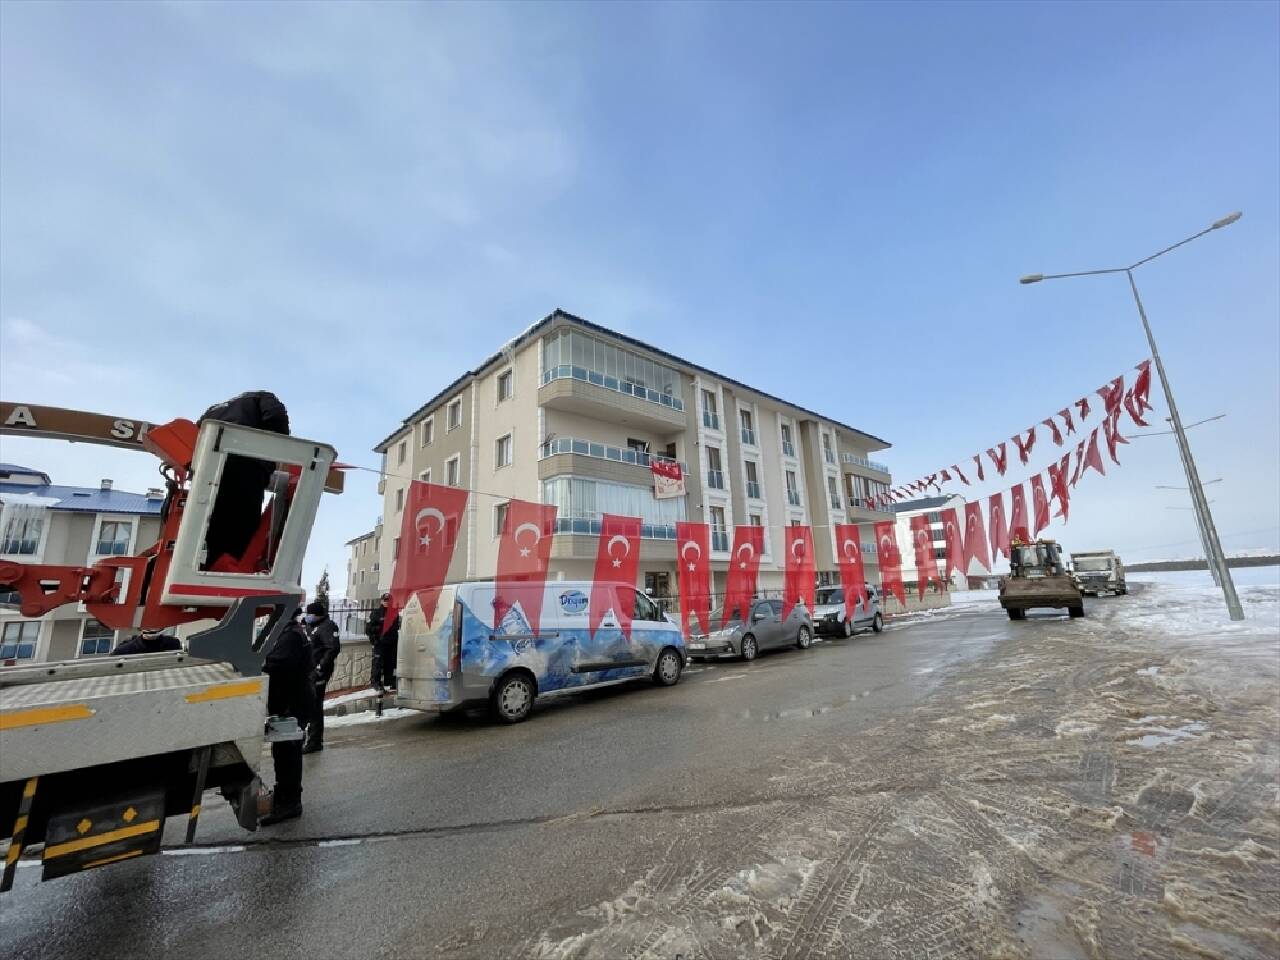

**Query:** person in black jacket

left=303, top=601, right=340, bottom=754
left=112, top=628, right=182, bottom=655
left=262, top=610, right=313, bottom=825
left=198, top=391, right=290, bottom=569
left=366, top=593, right=400, bottom=694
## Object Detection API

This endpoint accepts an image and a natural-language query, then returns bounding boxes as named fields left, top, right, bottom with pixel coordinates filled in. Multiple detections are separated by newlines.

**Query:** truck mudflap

left=40, top=784, right=165, bottom=882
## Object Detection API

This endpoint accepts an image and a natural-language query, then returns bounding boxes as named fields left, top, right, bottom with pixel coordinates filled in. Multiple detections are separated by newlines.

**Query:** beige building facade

left=373, top=311, right=895, bottom=604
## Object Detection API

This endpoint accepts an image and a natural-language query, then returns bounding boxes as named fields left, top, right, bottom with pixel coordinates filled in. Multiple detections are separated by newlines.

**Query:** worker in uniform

left=366, top=593, right=401, bottom=694
left=112, top=627, right=182, bottom=655
left=261, top=609, right=313, bottom=825
left=303, top=601, right=340, bottom=754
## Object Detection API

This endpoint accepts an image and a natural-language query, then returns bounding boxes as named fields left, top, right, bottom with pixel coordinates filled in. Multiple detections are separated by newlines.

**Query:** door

left=644, top=572, right=671, bottom=618
left=776, top=599, right=803, bottom=645
left=628, top=588, right=669, bottom=668
left=761, top=600, right=787, bottom=649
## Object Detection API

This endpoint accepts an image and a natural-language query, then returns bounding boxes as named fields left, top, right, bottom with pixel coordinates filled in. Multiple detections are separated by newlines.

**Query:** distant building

left=345, top=525, right=383, bottom=605
left=0, top=463, right=165, bottom=663
left=892, top=494, right=987, bottom=591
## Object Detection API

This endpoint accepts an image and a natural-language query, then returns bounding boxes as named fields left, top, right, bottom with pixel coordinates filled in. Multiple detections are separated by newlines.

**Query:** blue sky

left=2, top=1, right=1277, bottom=596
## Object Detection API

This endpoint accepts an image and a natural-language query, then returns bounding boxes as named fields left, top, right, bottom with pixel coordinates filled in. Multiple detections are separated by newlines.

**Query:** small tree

left=315, top=568, right=331, bottom=610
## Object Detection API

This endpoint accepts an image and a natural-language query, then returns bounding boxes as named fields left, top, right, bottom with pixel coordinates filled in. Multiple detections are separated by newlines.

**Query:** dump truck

left=998, top=538, right=1085, bottom=620
left=1071, top=550, right=1127, bottom=596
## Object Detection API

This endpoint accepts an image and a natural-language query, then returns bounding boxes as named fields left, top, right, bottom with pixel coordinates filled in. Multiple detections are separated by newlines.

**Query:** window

left=497, top=369, right=513, bottom=402
left=701, top=389, right=719, bottom=430
left=822, top=433, right=835, bottom=464
left=745, top=460, right=761, bottom=500
left=749, top=512, right=763, bottom=526
left=541, top=328, right=682, bottom=404
left=0, top=501, right=44, bottom=555
left=494, top=502, right=509, bottom=538
left=397, top=441, right=407, bottom=466
left=786, top=470, right=801, bottom=506
left=95, top=519, right=133, bottom=556
left=780, top=423, right=796, bottom=458
left=626, top=438, right=649, bottom=455
left=393, top=537, right=400, bottom=559
left=827, top=475, right=841, bottom=509
left=445, top=456, right=461, bottom=487
left=927, top=511, right=942, bottom=523
left=740, top=409, right=756, bottom=446
left=447, top=399, right=462, bottom=431
left=419, top=469, right=432, bottom=483
left=421, top=417, right=434, bottom=447
left=633, top=589, right=662, bottom=623
left=540, top=476, right=687, bottom=536
left=706, top=447, right=724, bottom=490
left=495, top=434, right=513, bottom=469
left=0, top=620, right=39, bottom=661
left=395, top=488, right=405, bottom=512
left=710, top=506, right=728, bottom=552
left=80, top=618, right=115, bottom=656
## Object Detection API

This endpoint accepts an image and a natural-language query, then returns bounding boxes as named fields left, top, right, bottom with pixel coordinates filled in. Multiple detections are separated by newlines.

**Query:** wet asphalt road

left=0, top=604, right=1012, bottom=958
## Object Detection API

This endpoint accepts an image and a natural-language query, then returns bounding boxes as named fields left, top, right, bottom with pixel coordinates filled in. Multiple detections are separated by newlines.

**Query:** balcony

left=703, top=410, right=720, bottom=431
left=786, top=490, right=802, bottom=507
left=740, top=427, right=756, bottom=446
left=538, top=437, right=687, bottom=485
left=540, top=365, right=686, bottom=432
left=551, top=516, right=679, bottom=540
left=841, top=452, right=891, bottom=475
left=706, top=469, right=725, bottom=490
left=847, top=502, right=894, bottom=521
left=782, top=441, right=797, bottom=458
left=711, top=531, right=730, bottom=552
left=745, top=481, right=762, bottom=500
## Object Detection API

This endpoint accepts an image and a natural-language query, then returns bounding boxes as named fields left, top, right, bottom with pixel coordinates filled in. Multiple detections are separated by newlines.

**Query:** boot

left=261, top=801, right=302, bottom=826
left=302, top=738, right=323, bottom=754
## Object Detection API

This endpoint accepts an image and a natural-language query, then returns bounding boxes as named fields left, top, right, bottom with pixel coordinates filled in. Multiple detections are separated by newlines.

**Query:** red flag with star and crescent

left=988, top=491, right=1010, bottom=562
left=833, top=523, right=870, bottom=622
left=722, top=525, right=765, bottom=628
left=493, top=498, right=558, bottom=635
left=1009, top=484, right=1031, bottom=543
left=387, top=480, right=469, bottom=632
left=589, top=514, right=641, bottom=641
left=873, top=520, right=906, bottom=607
left=1048, top=453, right=1072, bottom=522
left=964, top=500, right=992, bottom=572
left=1080, top=426, right=1107, bottom=481
left=1030, top=474, right=1051, bottom=536
left=783, top=525, right=816, bottom=620
left=910, top=514, right=944, bottom=600
left=940, top=508, right=966, bottom=582
left=675, top=521, right=712, bottom=637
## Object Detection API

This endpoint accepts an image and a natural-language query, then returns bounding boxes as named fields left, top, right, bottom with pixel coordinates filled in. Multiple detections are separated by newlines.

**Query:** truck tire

left=491, top=671, right=535, bottom=723
left=1069, top=605, right=1085, bottom=619
left=653, top=647, right=682, bottom=686
left=1007, top=608, right=1026, bottom=621
left=1118, top=586, right=1128, bottom=596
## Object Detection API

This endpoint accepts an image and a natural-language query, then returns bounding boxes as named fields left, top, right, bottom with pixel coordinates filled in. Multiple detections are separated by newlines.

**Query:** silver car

left=811, top=585, right=883, bottom=638
left=686, top=598, right=813, bottom=661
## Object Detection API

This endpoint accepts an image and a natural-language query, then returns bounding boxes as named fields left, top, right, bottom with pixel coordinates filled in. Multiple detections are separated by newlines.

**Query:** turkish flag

left=940, top=508, right=966, bottom=582
left=722, top=525, right=765, bottom=628
left=1080, top=427, right=1107, bottom=481
left=783, top=525, right=816, bottom=620
left=964, top=500, right=991, bottom=571
left=675, top=521, right=712, bottom=637
left=493, top=499, right=558, bottom=635
left=387, top=480, right=470, bottom=631
left=1102, top=409, right=1128, bottom=464
left=1131, top=359, right=1154, bottom=414
left=1123, top=387, right=1151, bottom=427
left=1070, top=437, right=1087, bottom=487
left=1042, top=417, right=1064, bottom=446
left=1030, top=474, right=1050, bottom=536
left=589, top=514, right=641, bottom=641
left=973, top=454, right=986, bottom=483
left=1047, top=453, right=1072, bottom=523
left=1097, top=375, right=1125, bottom=418
left=1009, top=484, right=1030, bottom=543
left=873, top=520, right=906, bottom=607
left=940, top=468, right=952, bottom=484
left=1075, top=396, right=1091, bottom=421
left=988, top=491, right=1010, bottom=562
left=988, top=443, right=1009, bottom=476
left=951, top=463, right=970, bottom=485
left=910, top=514, right=943, bottom=599
left=1013, top=427, right=1037, bottom=465
left=1059, top=407, right=1077, bottom=436
left=833, top=523, right=870, bottom=621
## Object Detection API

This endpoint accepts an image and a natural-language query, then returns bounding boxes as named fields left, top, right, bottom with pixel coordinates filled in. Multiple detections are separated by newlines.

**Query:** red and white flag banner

left=1102, top=410, right=1128, bottom=464
left=1030, top=474, right=1051, bottom=536
left=941, top=508, right=966, bottom=582
left=1042, top=416, right=1064, bottom=446
left=493, top=498, right=558, bottom=635
left=589, top=514, right=641, bottom=641
left=1008, top=483, right=1031, bottom=543
left=909, top=513, right=944, bottom=599
left=1080, top=427, right=1107, bottom=482
left=1047, top=453, right=1072, bottom=523
left=1013, top=427, right=1037, bottom=465
left=783, top=525, right=816, bottom=620
left=387, top=480, right=469, bottom=631
left=963, top=500, right=992, bottom=572
left=675, top=521, right=712, bottom=637
left=988, top=442, right=1009, bottom=476
left=833, top=523, right=870, bottom=621
left=722, top=525, right=765, bottom=628
left=873, top=520, right=906, bottom=607
left=651, top=459, right=686, bottom=500
left=988, top=491, right=1010, bottom=562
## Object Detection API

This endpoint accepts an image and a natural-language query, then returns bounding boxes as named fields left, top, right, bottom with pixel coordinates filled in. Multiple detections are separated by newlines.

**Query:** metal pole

left=1125, top=270, right=1242, bottom=618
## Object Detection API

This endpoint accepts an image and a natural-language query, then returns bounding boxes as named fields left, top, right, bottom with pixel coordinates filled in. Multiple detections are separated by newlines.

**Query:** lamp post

left=1021, top=213, right=1244, bottom=620
left=1158, top=480, right=1223, bottom=585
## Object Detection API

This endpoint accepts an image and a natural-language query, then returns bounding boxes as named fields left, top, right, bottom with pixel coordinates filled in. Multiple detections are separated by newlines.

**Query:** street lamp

left=1131, top=413, right=1225, bottom=438
left=1021, top=213, right=1245, bottom=620
left=1156, top=479, right=1224, bottom=584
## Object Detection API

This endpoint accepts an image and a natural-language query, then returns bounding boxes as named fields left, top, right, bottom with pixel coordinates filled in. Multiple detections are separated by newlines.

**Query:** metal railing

left=711, top=531, right=730, bottom=552
left=540, top=365, right=685, bottom=412
left=745, top=481, right=762, bottom=500
left=786, top=490, right=802, bottom=507
left=706, top=469, right=725, bottom=490
left=841, top=452, right=891, bottom=473
left=539, top=437, right=685, bottom=472
left=702, top=410, right=720, bottom=430
left=554, top=517, right=680, bottom=540
left=740, top=428, right=756, bottom=446
left=782, top=441, right=796, bottom=458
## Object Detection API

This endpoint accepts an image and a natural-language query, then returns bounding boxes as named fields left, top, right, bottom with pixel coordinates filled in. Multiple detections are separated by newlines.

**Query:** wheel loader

left=999, top=538, right=1085, bottom=620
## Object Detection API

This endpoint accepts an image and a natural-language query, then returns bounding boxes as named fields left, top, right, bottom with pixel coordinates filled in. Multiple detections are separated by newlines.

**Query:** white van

left=395, top=581, right=687, bottom=723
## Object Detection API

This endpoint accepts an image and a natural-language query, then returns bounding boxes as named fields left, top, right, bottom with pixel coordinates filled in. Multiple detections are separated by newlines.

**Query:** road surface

left=3, top=577, right=1277, bottom=959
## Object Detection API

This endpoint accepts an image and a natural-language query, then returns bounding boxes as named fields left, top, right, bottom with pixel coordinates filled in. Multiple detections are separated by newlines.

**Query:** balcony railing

left=706, top=469, right=725, bottom=490
left=541, top=365, right=685, bottom=412
left=552, top=516, right=679, bottom=540
left=841, top=452, right=891, bottom=473
left=745, top=481, right=762, bottom=500
left=702, top=410, right=720, bottom=430
left=539, top=437, right=686, bottom=472
left=740, top=427, right=756, bottom=446
left=711, top=531, right=730, bottom=552
left=781, top=441, right=796, bottom=458
left=786, top=490, right=802, bottom=507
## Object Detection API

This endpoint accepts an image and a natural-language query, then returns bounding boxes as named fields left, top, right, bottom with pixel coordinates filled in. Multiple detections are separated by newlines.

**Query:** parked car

left=686, top=598, right=813, bottom=661
left=811, top=584, right=883, bottom=637
left=394, top=581, right=686, bottom=723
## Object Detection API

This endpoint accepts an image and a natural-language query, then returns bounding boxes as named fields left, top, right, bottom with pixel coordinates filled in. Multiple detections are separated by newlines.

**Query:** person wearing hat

left=112, top=627, right=182, bottom=655
left=302, top=601, right=340, bottom=754
left=365, top=593, right=401, bottom=694
left=261, top=607, right=313, bottom=825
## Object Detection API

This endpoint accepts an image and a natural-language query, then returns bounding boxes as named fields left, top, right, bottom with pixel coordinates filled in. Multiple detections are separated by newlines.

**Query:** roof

left=0, top=482, right=164, bottom=515
left=345, top=530, right=376, bottom=546
left=0, top=463, right=52, bottom=484
left=375, top=309, right=891, bottom=452
left=892, top=496, right=952, bottom=514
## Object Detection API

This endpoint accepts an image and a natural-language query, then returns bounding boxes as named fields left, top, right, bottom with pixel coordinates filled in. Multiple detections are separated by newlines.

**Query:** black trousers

left=371, top=641, right=397, bottom=689
left=308, top=679, right=329, bottom=744
left=271, top=739, right=303, bottom=807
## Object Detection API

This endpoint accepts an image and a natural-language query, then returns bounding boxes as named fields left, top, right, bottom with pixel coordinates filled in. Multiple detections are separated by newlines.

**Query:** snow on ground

left=323, top=706, right=418, bottom=727
left=323, top=687, right=379, bottom=708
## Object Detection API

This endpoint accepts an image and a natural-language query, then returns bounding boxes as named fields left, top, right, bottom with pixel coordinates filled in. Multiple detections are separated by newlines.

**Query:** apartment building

left=892, top=494, right=986, bottom=590
left=372, top=310, right=894, bottom=602
left=345, top=527, right=383, bottom=605
left=0, top=463, right=164, bottom=663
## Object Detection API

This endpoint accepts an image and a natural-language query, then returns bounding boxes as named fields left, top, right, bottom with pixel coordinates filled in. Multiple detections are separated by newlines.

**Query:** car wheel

left=740, top=635, right=758, bottom=661
left=490, top=672, right=535, bottom=723
left=1069, top=605, right=1085, bottom=619
left=872, top=613, right=883, bottom=633
left=796, top=625, right=812, bottom=650
left=653, top=647, right=683, bottom=686
left=1007, top=608, right=1025, bottom=621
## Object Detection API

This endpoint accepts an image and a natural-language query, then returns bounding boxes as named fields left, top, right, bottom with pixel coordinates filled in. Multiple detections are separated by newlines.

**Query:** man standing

left=366, top=593, right=400, bottom=694
left=261, top=610, right=312, bottom=825
left=112, top=628, right=182, bottom=655
left=303, top=601, right=340, bottom=754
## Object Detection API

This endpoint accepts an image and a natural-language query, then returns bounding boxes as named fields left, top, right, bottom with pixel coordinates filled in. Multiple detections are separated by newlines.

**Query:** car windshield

left=815, top=587, right=844, bottom=605
left=709, top=604, right=747, bottom=627
left=1075, top=558, right=1111, bottom=571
